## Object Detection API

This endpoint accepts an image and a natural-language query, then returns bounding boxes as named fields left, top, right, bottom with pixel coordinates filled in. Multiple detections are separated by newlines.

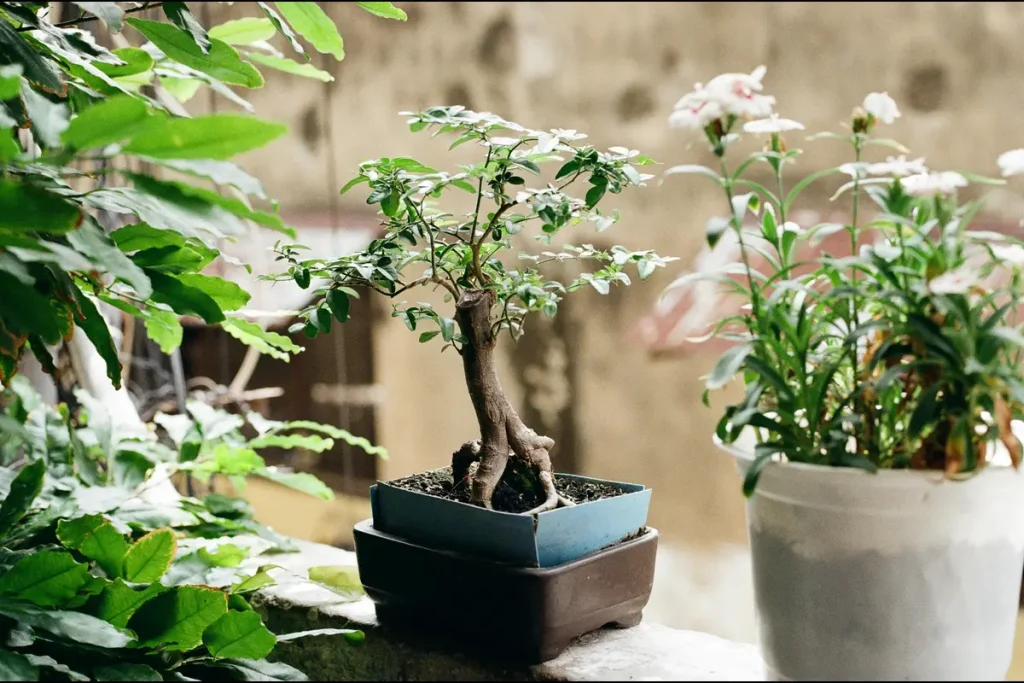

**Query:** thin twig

left=15, top=2, right=165, bottom=31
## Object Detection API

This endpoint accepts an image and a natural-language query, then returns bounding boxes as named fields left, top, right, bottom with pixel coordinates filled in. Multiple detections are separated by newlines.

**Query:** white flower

left=865, top=155, right=928, bottom=177
left=997, top=149, right=1024, bottom=178
left=863, top=92, right=901, bottom=124
left=669, top=65, right=776, bottom=131
left=928, top=268, right=980, bottom=295
left=608, top=146, right=640, bottom=159
left=900, top=171, right=968, bottom=197
left=992, top=244, right=1024, bottom=266
left=742, top=114, right=804, bottom=134
left=839, top=162, right=869, bottom=179
left=781, top=221, right=803, bottom=234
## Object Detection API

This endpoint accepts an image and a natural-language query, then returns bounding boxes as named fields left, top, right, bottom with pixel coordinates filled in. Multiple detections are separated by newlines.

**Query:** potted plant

left=269, top=106, right=675, bottom=662
left=661, top=65, right=1024, bottom=680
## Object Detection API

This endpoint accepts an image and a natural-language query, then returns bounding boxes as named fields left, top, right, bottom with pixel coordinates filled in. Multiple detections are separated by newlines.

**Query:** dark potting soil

left=386, top=465, right=628, bottom=514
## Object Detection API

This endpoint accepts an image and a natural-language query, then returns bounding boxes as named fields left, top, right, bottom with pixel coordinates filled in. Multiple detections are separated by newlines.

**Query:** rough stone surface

left=252, top=538, right=764, bottom=681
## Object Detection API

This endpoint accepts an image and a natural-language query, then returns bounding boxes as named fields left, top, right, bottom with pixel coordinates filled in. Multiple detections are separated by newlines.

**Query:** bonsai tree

left=272, top=107, right=675, bottom=513
left=660, top=66, right=1024, bottom=494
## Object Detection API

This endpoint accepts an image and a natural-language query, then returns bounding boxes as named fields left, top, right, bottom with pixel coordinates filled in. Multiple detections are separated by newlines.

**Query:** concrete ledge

left=247, top=538, right=765, bottom=681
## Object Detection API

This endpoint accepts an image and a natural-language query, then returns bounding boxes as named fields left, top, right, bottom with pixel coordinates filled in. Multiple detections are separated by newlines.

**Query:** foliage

left=0, top=377, right=362, bottom=681
left=662, top=67, right=1024, bottom=495
left=268, top=106, right=676, bottom=348
left=0, top=0, right=406, bottom=386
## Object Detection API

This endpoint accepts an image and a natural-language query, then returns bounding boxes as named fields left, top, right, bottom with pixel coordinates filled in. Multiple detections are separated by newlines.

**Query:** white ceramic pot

left=718, top=432, right=1024, bottom=681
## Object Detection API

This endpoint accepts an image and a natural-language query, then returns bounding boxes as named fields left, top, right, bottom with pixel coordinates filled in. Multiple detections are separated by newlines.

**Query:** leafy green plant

left=270, top=107, right=676, bottom=512
left=661, top=66, right=1024, bottom=494
left=0, top=377, right=363, bottom=681
left=0, top=0, right=406, bottom=384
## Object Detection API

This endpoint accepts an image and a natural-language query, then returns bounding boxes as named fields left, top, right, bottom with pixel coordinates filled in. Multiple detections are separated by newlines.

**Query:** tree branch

left=16, top=2, right=166, bottom=31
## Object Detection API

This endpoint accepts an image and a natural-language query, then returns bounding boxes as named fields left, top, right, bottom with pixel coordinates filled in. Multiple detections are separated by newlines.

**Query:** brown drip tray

left=353, top=519, right=659, bottom=664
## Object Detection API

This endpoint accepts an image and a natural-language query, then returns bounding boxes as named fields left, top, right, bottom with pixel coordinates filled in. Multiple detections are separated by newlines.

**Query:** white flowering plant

left=663, top=66, right=1024, bottom=495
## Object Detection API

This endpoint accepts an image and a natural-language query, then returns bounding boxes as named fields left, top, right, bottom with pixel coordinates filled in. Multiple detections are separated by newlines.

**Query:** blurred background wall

left=171, top=1, right=1024, bottom=653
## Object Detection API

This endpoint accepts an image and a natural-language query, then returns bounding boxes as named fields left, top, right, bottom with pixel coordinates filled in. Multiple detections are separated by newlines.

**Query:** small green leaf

left=62, top=95, right=154, bottom=150
left=0, top=551, right=91, bottom=607
left=418, top=330, right=439, bottom=343
left=127, top=18, right=263, bottom=88
left=0, top=459, right=44, bottom=537
left=95, top=47, right=153, bottom=77
left=163, top=2, right=211, bottom=54
left=244, top=52, right=333, bottom=82
left=130, top=585, right=229, bottom=651
left=123, top=113, right=286, bottom=160
left=146, top=270, right=226, bottom=324
left=355, top=2, right=408, bottom=20
left=202, top=609, right=276, bottom=660
left=174, top=274, right=250, bottom=312
left=144, top=306, right=184, bottom=354
left=222, top=318, right=301, bottom=362
left=56, top=515, right=130, bottom=579
left=69, top=284, right=123, bottom=388
left=257, top=2, right=308, bottom=58
left=198, top=543, right=246, bottom=568
left=706, top=344, right=753, bottom=391
left=231, top=567, right=277, bottom=594
left=326, top=288, right=350, bottom=323
left=274, top=2, right=345, bottom=60
left=209, top=17, right=277, bottom=45
left=122, top=529, right=177, bottom=583
left=307, top=565, right=363, bottom=599
left=91, top=579, right=165, bottom=629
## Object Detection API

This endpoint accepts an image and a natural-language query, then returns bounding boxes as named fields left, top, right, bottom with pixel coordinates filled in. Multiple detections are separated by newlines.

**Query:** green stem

left=719, top=157, right=761, bottom=332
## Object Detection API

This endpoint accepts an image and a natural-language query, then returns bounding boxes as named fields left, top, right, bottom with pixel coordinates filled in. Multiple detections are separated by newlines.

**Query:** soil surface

left=387, top=464, right=628, bottom=514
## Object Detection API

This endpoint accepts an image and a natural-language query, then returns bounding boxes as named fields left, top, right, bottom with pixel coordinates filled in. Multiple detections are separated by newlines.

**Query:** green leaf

left=122, top=529, right=177, bottom=583
left=202, top=609, right=276, bottom=660
left=95, top=47, right=153, bottom=78
left=163, top=2, right=211, bottom=54
left=130, top=585, right=229, bottom=651
left=274, top=2, right=344, bottom=60
left=418, top=330, right=439, bottom=343
left=141, top=157, right=268, bottom=199
left=174, top=274, right=251, bottom=312
left=62, top=94, right=153, bottom=150
left=93, top=664, right=162, bottom=682
left=221, top=318, right=301, bottom=362
left=0, top=650, right=38, bottom=682
left=307, top=565, right=362, bottom=599
left=355, top=2, right=408, bottom=20
left=197, top=543, right=245, bottom=568
left=69, top=284, right=122, bottom=389
left=256, top=468, right=334, bottom=501
left=276, top=627, right=361, bottom=642
left=0, top=605, right=132, bottom=648
left=56, top=515, right=129, bottom=579
left=0, top=179, right=82, bottom=234
left=585, top=184, right=606, bottom=209
left=72, top=3, right=125, bottom=32
left=209, top=17, right=277, bottom=45
left=146, top=270, right=226, bottom=324
left=122, top=113, right=286, bottom=160
left=23, top=655, right=86, bottom=682
left=159, top=75, right=202, bottom=102
left=706, top=344, right=753, bottom=391
left=0, top=551, right=90, bottom=607
left=247, top=434, right=332, bottom=452
left=243, top=52, right=333, bottom=82
left=0, top=20, right=64, bottom=95
left=326, top=288, right=350, bottom=323
left=126, top=18, right=263, bottom=88
left=0, top=64, right=21, bottom=100
left=67, top=220, right=152, bottom=297
left=205, top=659, right=307, bottom=682
left=257, top=2, right=307, bottom=58
left=112, top=222, right=189, bottom=252
left=91, top=578, right=165, bottom=629
left=0, top=459, right=44, bottom=538
left=231, top=567, right=276, bottom=594
left=20, top=84, right=68, bottom=148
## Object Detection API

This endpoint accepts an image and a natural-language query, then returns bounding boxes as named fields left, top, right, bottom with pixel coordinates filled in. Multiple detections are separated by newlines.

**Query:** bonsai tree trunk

left=451, top=290, right=574, bottom=514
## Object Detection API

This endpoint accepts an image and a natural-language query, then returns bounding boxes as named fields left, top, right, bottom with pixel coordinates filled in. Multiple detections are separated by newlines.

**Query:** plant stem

left=719, top=157, right=761, bottom=331
left=16, top=2, right=165, bottom=31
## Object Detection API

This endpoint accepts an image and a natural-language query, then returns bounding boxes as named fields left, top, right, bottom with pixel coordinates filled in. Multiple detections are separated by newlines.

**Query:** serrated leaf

left=209, top=17, right=277, bottom=45
left=91, top=579, right=165, bottom=628
left=144, top=306, right=184, bottom=354
left=0, top=20, right=64, bottom=95
left=202, top=609, right=276, bottom=660
left=122, top=529, right=177, bottom=583
left=256, top=468, right=334, bottom=501
left=146, top=270, right=226, bottom=324
left=56, top=515, right=129, bottom=579
left=274, top=3, right=344, bottom=60
left=127, top=18, right=263, bottom=88
left=62, top=94, right=154, bottom=150
left=0, top=459, right=44, bottom=537
left=243, top=51, right=333, bottom=82
left=129, top=585, right=229, bottom=651
left=221, top=318, right=300, bottom=361
left=123, top=112, right=286, bottom=160
left=355, top=2, right=408, bottom=20
left=0, top=551, right=90, bottom=607
left=72, top=3, right=125, bottom=32
left=247, top=434, right=332, bottom=453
